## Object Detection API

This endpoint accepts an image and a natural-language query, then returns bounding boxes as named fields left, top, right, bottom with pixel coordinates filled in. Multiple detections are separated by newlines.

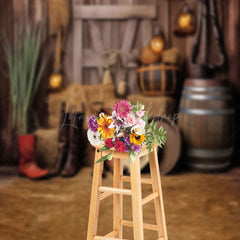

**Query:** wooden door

left=72, top=0, right=157, bottom=93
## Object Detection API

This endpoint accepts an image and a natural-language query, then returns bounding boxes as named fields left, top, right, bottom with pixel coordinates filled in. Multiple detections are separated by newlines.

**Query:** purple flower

left=132, top=144, right=141, bottom=153
left=125, top=135, right=131, bottom=146
left=88, top=115, right=99, bottom=132
left=124, top=145, right=130, bottom=152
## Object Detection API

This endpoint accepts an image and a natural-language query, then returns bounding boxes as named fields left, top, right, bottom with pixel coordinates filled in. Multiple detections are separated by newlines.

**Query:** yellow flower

left=129, top=133, right=146, bottom=146
left=97, top=116, right=115, bottom=139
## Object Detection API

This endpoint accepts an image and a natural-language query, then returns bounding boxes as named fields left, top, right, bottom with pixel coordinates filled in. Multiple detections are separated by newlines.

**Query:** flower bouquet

left=87, top=100, right=167, bottom=163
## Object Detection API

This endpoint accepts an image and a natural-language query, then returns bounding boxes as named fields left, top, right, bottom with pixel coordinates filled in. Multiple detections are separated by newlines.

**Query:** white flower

left=99, top=112, right=105, bottom=118
left=131, top=125, right=145, bottom=135
left=87, top=129, right=104, bottom=146
left=140, top=104, right=145, bottom=110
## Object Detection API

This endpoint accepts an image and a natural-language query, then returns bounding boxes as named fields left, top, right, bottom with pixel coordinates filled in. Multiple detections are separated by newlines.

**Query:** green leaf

left=129, top=151, right=138, bottom=163
left=150, top=119, right=154, bottom=129
left=95, top=152, right=113, bottom=164
left=98, top=145, right=110, bottom=152
left=154, top=122, right=157, bottom=132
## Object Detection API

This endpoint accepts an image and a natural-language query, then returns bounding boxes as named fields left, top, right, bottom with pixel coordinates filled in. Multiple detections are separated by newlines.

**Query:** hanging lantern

left=174, top=3, right=197, bottom=37
left=150, top=25, right=165, bottom=54
left=49, top=71, right=63, bottom=90
left=49, top=28, right=64, bottom=91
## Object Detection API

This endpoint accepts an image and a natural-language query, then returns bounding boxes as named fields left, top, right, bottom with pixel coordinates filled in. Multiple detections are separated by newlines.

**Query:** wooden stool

left=87, top=145, right=168, bottom=240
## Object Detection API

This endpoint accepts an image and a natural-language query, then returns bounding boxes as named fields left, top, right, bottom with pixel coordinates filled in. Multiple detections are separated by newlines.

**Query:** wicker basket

left=136, top=63, right=180, bottom=96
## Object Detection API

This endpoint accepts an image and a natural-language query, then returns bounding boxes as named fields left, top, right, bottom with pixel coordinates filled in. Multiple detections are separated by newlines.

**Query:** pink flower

left=137, top=118, right=146, bottom=128
left=125, top=113, right=137, bottom=127
left=113, top=100, right=131, bottom=119
left=136, top=110, right=145, bottom=117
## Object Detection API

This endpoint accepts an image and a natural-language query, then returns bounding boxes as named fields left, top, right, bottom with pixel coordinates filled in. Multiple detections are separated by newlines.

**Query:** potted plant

left=3, top=25, right=50, bottom=179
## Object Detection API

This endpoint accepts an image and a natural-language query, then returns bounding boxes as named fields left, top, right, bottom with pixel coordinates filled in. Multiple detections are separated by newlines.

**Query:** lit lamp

left=174, top=3, right=196, bottom=37
left=150, top=25, right=165, bottom=54
left=49, top=71, right=63, bottom=90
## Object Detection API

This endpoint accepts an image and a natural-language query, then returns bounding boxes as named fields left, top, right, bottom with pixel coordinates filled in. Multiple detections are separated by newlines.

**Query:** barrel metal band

left=179, top=108, right=234, bottom=115
left=184, top=86, right=230, bottom=92
left=181, top=93, right=232, bottom=101
left=187, top=162, right=230, bottom=170
left=186, top=148, right=233, bottom=158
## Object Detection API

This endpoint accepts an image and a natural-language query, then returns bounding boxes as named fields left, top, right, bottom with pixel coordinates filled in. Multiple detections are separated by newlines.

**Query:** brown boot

left=61, top=112, right=85, bottom=177
left=49, top=102, right=70, bottom=176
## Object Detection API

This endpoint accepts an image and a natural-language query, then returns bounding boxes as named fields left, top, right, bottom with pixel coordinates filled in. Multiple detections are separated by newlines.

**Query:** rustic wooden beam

left=141, top=20, right=152, bottom=46
left=73, top=19, right=83, bottom=83
left=227, top=0, right=240, bottom=87
left=88, top=20, right=104, bottom=80
left=83, top=49, right=138, bottom=68
left=73, top=5, right=157, bottom=20
left=158, top=0, right=170, bottom=48
left=102, top=0, right=112, bottom=49
left=121, top=20, right=138, bottom=53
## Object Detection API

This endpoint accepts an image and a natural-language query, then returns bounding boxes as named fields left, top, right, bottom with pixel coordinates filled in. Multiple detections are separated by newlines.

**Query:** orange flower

left=97, top=116, right=115, bottom=139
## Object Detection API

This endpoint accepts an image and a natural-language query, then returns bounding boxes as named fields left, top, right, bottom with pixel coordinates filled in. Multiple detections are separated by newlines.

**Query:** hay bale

left=48, top=83, right=117, bottom=130
left=127, top=94, right=176, bottom=118
left=83, top=84, right=118, bottom=129
left=48, top=84, right=86, bottom=128
left=35, top=128, right=58, bottom=168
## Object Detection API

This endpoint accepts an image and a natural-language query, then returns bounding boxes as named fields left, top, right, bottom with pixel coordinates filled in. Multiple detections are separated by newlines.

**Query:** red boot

left=18, top=134, right=50, bottom=180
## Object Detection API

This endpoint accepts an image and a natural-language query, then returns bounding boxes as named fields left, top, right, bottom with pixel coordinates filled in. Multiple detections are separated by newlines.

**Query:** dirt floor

left=0, top=166, right=239, bottom=240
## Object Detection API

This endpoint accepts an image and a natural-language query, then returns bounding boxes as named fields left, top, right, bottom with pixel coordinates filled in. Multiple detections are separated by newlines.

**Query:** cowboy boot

left=18, top=134, right=50, bottom=180
left=61, top=112, right=85, bottom=177
left=49, top=102, right=70, bottom=176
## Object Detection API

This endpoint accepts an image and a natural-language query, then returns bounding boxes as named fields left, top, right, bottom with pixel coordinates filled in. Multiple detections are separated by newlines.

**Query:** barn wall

left=0, top=0, right=239, bottom=165
left=0, top=0, right=15, bottom=164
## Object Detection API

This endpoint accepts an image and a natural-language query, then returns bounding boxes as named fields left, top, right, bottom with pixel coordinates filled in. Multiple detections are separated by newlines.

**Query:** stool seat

left=87, top=145, right=168, bottom=240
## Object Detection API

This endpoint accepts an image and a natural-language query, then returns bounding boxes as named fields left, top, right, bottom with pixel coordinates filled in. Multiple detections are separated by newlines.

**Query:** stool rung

left=99, top=186, right=132, bottom=195
left=120, top=176, right=152, bottom=184
left=94, top=236, right=128, bottom=240
left=104, top=230, right=118, bottom=237
left=120, top=220, right=158, bottom=231
left=99, top=192, right=112, bottom=201
left=142, top=192, right=159, bottom=206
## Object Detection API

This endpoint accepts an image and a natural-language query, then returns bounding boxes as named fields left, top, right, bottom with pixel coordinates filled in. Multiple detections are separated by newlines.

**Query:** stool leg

left=130, top=156, right=144, bottom=240
left=149, top=146, right=168, bottom=240
left=113, top=158, right=123, bottom=238
left=87, top=150, right=104, bottom=240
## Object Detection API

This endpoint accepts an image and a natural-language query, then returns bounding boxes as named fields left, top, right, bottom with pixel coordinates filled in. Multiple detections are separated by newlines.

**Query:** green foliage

left=99, top=145, right=110, bottom=152
left=2, top=24, right=45, bottom=135
left=95, top=152, right=113, bottom=163
left=145, top=118, right=167, bottom=154
left=129, top=150, right=138, bottom=163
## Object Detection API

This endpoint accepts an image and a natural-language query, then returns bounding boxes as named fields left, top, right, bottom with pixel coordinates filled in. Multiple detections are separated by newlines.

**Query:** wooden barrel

left=136, top=63, right=179, bottom=96
left=178, top=79, right=235, bottom=172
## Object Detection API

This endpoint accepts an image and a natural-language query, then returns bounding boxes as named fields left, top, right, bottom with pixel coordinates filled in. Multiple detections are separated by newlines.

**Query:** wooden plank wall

left=0, top=0, right=239, bottom=165
left=0, top=0, right=15, bottom=165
